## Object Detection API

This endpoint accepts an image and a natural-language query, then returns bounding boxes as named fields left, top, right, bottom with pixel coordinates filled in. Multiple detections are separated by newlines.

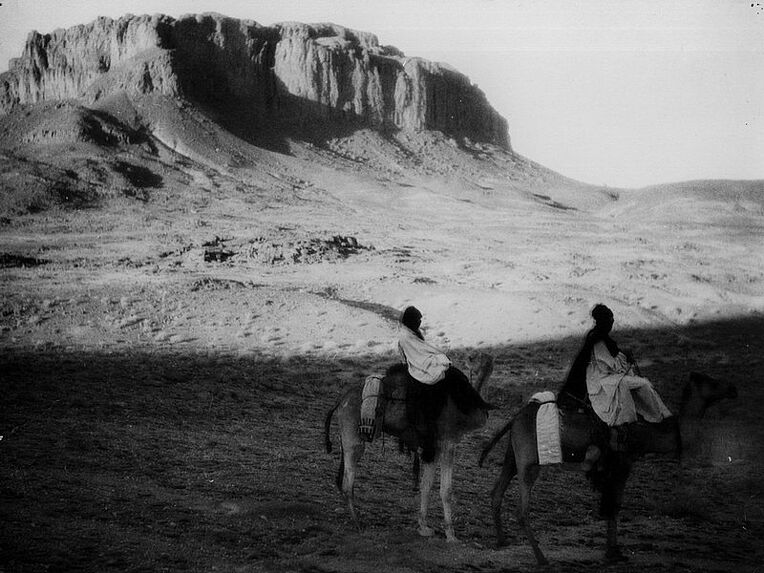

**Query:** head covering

left=590, top=303, right=619, bottom=355
left=401, top=306, right=422, bottom=327
left=560, top=304, right=620, bottom=398
left=591, top=304, right=614, bottom=325
left=401, top=306, right=423, bottom=339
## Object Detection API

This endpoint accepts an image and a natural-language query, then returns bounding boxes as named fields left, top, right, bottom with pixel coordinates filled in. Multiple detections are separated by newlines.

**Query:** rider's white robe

left=586, top=341, right=672, bottom=426
left=397, top=325, right=451, bottom=384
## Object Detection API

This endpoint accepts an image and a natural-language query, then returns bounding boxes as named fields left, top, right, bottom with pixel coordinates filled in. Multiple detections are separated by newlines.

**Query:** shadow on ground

left=1, top=317, right=763, bottom=572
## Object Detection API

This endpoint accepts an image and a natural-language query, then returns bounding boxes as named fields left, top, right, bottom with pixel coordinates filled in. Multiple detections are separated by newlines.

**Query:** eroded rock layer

left=0, top=13, right=509, bottom=147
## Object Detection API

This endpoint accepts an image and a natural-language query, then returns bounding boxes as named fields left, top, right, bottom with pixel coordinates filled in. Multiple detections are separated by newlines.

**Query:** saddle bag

left=359, top=375, right=384, bottom=442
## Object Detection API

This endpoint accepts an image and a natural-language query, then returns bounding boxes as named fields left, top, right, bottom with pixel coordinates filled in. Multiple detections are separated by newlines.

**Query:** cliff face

left=0, top=13, right=509, bottom=147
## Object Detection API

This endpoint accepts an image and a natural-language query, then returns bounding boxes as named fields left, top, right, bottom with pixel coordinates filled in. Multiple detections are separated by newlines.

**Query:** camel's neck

left=471, top=361, right=493, bottom=395
left=676, top=387, right=715, bottom=451
left=679, top=396, right=707, bottom=419
left=439, top=356, right=493, bottom=439
left=677, top=413, right=712, bottom=462
left=440, top=404, right=488, bottom=440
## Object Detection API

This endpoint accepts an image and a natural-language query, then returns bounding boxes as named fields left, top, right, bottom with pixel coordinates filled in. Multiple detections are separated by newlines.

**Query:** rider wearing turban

left=561, top=304, right=672, bottom=427
left=397, top=306, right=479, bottom=462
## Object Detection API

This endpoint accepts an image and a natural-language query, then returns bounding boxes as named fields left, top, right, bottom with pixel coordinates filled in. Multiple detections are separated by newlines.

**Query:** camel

left=324, top=351, right=494, bottom=542
left=478, top=371, right=737, bottom=564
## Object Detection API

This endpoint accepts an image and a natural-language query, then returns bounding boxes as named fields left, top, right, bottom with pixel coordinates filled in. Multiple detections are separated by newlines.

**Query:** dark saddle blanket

left=357, top=363, right=482, bottom=443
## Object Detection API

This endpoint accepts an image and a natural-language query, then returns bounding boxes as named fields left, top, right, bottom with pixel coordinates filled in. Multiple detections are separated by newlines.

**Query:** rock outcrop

left=0, top=13, right=509, bottom=147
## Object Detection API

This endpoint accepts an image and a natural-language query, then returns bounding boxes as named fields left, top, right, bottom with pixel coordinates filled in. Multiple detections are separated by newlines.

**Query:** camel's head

left=681, top=372, right=738, bottom=418
left=466, top=351, right=494, bottom=394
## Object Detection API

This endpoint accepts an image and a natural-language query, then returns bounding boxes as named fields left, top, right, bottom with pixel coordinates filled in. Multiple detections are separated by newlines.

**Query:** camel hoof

left=445, top=533, right=459, bottom=543
left=418, top=525, right=435, bottom=537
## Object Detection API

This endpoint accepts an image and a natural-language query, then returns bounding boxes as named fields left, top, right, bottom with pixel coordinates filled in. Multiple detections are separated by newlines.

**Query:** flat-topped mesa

left=0, top=13, right=510, bottom=148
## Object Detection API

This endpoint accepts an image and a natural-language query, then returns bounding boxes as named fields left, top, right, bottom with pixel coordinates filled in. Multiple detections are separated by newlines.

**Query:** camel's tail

left=324, top=398, right=341, bottom=454
left=479, top=417, right=513, bottom=467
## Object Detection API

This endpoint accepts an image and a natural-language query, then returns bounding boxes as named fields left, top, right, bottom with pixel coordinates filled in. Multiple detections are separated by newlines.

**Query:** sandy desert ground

left=1, top=97, right=764, bottom=572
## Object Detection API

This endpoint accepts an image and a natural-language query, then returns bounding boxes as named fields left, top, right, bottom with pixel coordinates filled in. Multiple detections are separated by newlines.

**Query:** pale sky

left=0, top=0, right=762, bottom=188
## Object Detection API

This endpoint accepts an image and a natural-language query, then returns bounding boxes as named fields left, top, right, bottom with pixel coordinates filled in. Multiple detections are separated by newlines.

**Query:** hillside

left=0, top=14, right=762, bottom=352
left=1, top=92, right=762, bottom=351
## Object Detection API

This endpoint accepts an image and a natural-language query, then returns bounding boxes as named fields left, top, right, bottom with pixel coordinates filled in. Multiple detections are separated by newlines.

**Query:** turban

left=591, top=304, right=614, bottom=324
left=401, top=306, right=422, bottom=331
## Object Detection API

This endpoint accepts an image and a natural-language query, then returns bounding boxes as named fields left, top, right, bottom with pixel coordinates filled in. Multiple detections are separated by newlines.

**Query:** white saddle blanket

left=530, top=391, right=562, bottom=465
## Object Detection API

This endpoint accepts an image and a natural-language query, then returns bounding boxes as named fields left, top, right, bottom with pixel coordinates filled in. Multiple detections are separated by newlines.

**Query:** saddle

left=357, top=366, right=410, bottom=442
left=359, top=374, right=384, bottom=442
left=530, top=392, right=612, bottom=462
left=557, top=389, right=591, bottom=412
left=358, top=364, right=448, bottom=462
left=557, top=390, right=678, bottom=455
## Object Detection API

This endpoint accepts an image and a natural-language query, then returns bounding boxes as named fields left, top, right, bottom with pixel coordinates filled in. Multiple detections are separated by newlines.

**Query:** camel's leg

left=517, top=463, right=548, bottom=566
left=602, top=454, right=631, bottom=562
left=418, top=458, right=437, bottom=537
left=605, top=518, right=627, bottom=562
left=439, top=443, right=458, bottom=542
left=409, top=452, right=421, bottom=491
left=490, top=444, right=518, bottom=547
left=603, top=505, right=628, bottom=562
left=340, top=439, right=365, bottom=529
